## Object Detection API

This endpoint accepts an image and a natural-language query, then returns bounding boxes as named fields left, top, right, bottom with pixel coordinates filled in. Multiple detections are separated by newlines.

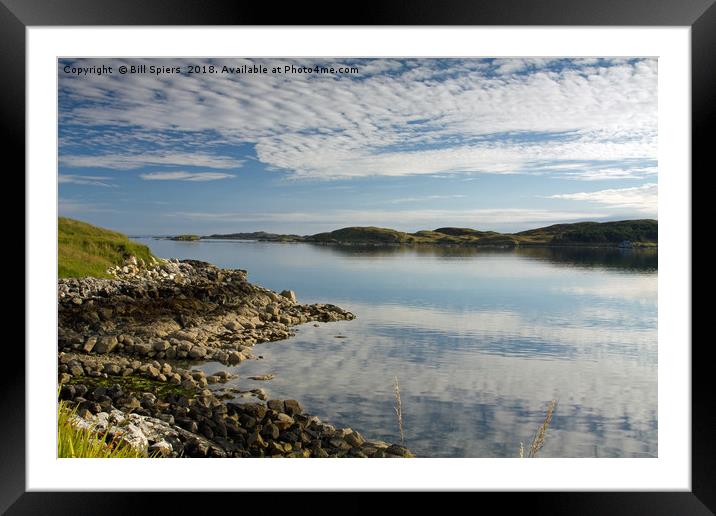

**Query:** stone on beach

left=57, top=257, right=410, bottom=458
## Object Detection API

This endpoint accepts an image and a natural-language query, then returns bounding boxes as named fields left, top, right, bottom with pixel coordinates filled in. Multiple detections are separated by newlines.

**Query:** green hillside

left=301, top=221, right=655, bottom=246
left=515, top=219, right=658, bottom=244
left=181, top=219, right=658, bottom=248
left=58, top=217, right=155, bottom=278
left=310, top=226, right=415, bottom=244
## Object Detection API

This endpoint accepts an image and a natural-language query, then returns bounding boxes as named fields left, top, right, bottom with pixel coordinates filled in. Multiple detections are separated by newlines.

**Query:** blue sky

left=58, top=58, right=657, bottom=235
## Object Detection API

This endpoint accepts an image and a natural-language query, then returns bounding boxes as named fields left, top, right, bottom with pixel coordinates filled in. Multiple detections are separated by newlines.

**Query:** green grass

left=68, top=374, right=195, bottom=399
left=57, top=399, right=149, bottom=458
left=58, top=217, right=156, bottom=278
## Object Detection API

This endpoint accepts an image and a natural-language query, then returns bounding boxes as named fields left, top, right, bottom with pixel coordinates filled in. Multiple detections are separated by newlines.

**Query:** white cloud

left=389, top=194, right=467, bottom=204
left=256, top=136, right=657, bottom=179
left=558, top=166, right=657, bottom=181
left=59, top=58, right=657, bottom=181
left=58, top=174, right=116, bottom=187
left=60, top=152, right=243, bottom=170
left=548, top=183, right=657, bottom=212
left=529, top=162, right=657, bottom=181
left=139, top=171, right=234, bottom=182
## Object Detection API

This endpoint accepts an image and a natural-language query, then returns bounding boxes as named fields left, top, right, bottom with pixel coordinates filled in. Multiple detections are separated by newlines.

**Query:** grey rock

left=82, top=336, right=97, bottom=353
left=224, top=321, right=244, bottom=331
left=274, top=413, right=294, bottom=430
left=149, top=441, right=173, bottom=457
left=177, top=341, right=193, bottom=352
left=241, top=403, right=268, bottom=420
left=345, top=431, right=366, bottom=448
left=283, top=399, right=303, bottom=416
left=385, top=444, right=413, bottom=457
left=266, top=400, right=285, bottom=413
left=188, top=346, right=207, bottom=359
left=239, top=414, right=257, bottom=429
left=280, top=290, right=297, bottom=303
left=153, top=340, right=170, bottom=352
left=103, top=363, right=122, bottom=375
left=94, top=335, right=118, bottom=354
left=261, top=422, right=280, bottom=440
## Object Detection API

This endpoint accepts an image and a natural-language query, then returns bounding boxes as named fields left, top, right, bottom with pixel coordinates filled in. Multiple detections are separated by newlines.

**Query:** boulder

left=280, top=290, right=297, bottom=303
left=132, top=341, right=151, bottom=355
left=385, top=444, right=414, bottom=458
left=345, top=431, right=366, bottom=448
left=266, top=400, right=285, bottom=413
left=69, top=364, right=84, bottom=377
left=94, top=335, right=118, bottom=354
left=283, top=399, right=303, bottom=416
left=82, top=336, right=97, bottom=353
left=148, top=441, right=173, bottom=457
left=274, top=413, right=294, bottom=430
left=177, top=341, right=193, bottom=352
left=224, top=321, right=244, bottom=331
left=103, top=363, right=122, bottom=375
left=241, top=403, right=268, bottom=420
left=188, top=346, right=207, bottom=359
left=153, top=340, right=170, bottom=352
left=261, top=422, right=280, bottom=440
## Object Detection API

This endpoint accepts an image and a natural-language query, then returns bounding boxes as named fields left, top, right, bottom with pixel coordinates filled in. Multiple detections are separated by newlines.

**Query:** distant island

left=168, top=234, right=200, bottom=241
left=172, top=219, right=657, bottom=248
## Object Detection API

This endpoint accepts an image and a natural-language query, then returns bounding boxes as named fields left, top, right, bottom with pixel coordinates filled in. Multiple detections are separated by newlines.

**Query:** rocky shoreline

left=58, top=257, right=413, bottom=458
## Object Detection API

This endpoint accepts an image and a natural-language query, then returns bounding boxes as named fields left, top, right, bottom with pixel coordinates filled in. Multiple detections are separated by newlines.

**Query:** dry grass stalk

left=393, top=376, right=405, bottom=445
left=524, top=399, right=557, bottom=458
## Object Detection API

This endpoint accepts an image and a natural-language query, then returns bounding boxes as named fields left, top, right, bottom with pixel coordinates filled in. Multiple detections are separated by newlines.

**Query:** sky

left=58, top=57, right=658, bottom=236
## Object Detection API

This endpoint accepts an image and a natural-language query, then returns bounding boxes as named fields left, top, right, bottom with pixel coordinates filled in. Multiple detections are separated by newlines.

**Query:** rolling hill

left=199, top=219, right=657, bottom=247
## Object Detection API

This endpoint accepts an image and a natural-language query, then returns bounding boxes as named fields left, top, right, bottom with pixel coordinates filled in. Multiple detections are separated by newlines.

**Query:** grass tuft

left=57, top=399, right=148, bottom=458
left=393, top=376, right=405, bottom=445
left=522, top=399, right=557, bottom=458
left=58, top=217, right=156, bottom=278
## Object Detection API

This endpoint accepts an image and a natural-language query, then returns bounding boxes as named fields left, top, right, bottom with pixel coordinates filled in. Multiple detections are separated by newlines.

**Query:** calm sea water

left=134, top=238, right=658, bottom=458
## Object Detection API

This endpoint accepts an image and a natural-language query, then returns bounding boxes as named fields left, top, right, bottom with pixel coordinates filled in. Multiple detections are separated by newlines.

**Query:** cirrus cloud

left=59, top=57, right=657, bottom=182
left=60, top=152, right=244, bottom=171
left=548, top=183, right=657, bottom=213
left=139, top=171, right=235, bottom=182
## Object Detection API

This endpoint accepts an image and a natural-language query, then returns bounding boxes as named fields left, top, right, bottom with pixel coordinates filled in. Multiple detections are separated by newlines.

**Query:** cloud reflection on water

left=139, top=238, right=657, bottom=457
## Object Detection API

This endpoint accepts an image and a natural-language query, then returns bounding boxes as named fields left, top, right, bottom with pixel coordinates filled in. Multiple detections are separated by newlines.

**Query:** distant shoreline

left=152, top=219, right=658, bottom=249
left=153, top=237, right=657, bottom=250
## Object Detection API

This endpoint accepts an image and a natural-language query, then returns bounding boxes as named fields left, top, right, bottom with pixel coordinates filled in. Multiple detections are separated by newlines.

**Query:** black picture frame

left=5, top=0, right=710, bottom=512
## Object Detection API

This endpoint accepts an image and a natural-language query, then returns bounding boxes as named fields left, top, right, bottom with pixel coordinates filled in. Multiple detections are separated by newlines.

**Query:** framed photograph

left=7, top=0, right=710, bottom=511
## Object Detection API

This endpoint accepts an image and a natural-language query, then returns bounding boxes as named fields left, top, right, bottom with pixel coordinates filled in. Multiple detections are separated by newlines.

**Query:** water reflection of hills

left=516, top=247, right=657, bottom=272
left=306, top=243, right=657, bottom=272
